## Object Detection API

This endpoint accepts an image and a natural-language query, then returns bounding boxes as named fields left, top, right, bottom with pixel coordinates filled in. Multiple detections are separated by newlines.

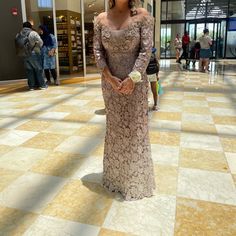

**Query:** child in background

left=146, top=47, right=160, bottom=111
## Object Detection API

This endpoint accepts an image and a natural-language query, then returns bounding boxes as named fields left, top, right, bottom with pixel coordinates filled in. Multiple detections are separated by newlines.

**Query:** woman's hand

left=109, top=76, right=123, bottom=92
left=119, top=77, right=135, bottom=95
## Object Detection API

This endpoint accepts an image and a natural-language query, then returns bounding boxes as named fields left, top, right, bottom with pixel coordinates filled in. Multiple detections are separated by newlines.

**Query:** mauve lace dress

left=93, top=13, right=156, bottom=200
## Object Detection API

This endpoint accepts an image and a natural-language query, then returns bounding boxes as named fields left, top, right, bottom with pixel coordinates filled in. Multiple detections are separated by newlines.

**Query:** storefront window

left=84, top=0, right=105, bottom=74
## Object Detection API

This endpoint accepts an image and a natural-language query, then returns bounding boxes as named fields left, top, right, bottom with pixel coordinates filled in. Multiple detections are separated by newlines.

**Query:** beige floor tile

left=0, top=130, right=38, bottom=146
left=103, top=194, right=176, bottom=236
left=22, top=133, right=67, bottom=150
left=149, top=131, right=180, bottom=146
left=75, top=124, right=105, bottom=137
left=181, top=122, right=217, bottom=134
left=86, top=100, right=105, bottom=108
left=16, top=120, right=52, bottom=132
left=0, top=168, right=23, bottom=192
left=177, top=168, right=236, bottom=205
left=220, top=137, right=236, bottom=153
left=225, top=153, right=236, bottom=174
left=31, top=152, right=84, bottom=178
left=16, top=110, right=38, bottom=117
left=55, top=136, right=101, bottom=155
left=0, top=206, right=37, bottom=236
left=13, top=103, right=36, bottom=109
left=92, top=143, right=105, bottom=157
left=208, top=102, right=235, bottom=109
left=154, top=165, right=178, bottom=195
left=64, top=113, right=93, bottom=123
left=99, top=228, right=136, bottom=236
left=213, top=116, right=236, bottom=125
left=23, top=215, right=100, bottom=236
left=152, top=112, right=182, bottom=121
left=160, top=99, right=182, bottom=106
left=175, top=197, right=236, bottom=236
left=233, top=175, right=236, bottom=186
left=43, top=121, right=82, bottom=135
left=8, top=97, right=28, bottom=102
left=0, top=145, right=12, bottom=156
left=184, top=95, right=206, bottom=101
left=180, top=148, right=229, bottom=172
left=180, top=132, right=222, bottom=152
left=0, top=172, right=68, bottom=213
left=43, top=180, right=114, bottom=226
left=52, top=105, right=82, bottom=113
left=183, top=106, right=210, bottom=114
left=0, top=147, right=48, bottom=171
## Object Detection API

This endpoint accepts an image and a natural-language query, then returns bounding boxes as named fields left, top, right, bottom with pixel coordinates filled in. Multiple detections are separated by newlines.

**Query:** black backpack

left=15, top=30, right=32, bottom=57
left=146, top=53, right=159, bottom=75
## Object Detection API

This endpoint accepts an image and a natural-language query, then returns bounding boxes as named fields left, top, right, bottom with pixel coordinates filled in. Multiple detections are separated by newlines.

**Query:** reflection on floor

left=0, top=60, right=236, bottom=236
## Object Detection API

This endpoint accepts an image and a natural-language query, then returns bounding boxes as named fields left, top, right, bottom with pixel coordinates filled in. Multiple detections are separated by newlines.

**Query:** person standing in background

left=15, top=22, right=47, bottom=90
left=199, top=28, right=212, bottom=72
left=146, top=47, right=160, bottom=111
left=174, top=34, right=182, bottom=63
left=179, top=31, right=190, bottom=66
left=38, top=25, right=59, bottom=86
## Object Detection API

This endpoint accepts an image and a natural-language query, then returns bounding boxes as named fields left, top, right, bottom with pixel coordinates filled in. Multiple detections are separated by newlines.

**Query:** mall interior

left=0, top=0, right=236, bottom=235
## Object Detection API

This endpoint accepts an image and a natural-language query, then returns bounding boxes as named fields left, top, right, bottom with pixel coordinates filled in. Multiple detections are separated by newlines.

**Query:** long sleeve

left=132, top=15, right=154, bottom=75
left=51, top=34, right=57, bottom=49
left=93, top=17, right=107, bottom=70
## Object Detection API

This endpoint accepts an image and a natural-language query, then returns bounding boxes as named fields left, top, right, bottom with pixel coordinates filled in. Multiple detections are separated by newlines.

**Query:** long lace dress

left=93, top=12, right=156, bottom=201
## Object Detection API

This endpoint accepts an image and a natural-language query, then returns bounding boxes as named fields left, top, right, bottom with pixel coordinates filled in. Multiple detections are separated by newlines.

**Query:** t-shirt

left=199, top=35, right=212, bottom=49
left=182, top=35, right=190, bottom=45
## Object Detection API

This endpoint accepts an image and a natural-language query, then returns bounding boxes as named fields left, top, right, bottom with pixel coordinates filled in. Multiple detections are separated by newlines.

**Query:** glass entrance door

left=187, top=21, right=226, bottom=59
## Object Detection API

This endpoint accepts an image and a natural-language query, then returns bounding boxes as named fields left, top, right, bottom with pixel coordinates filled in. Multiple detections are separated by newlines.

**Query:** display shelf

left=56, top=10, right=83, bottom=74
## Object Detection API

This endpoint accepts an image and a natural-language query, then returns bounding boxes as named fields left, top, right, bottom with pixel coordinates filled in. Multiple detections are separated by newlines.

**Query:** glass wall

left=161, top=0, right=236, bottom=59
left=161, top=23, right=185, bottom=58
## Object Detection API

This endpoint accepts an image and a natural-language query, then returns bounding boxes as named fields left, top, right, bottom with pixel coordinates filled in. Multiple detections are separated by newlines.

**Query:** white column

left=52, top=0, right=60, bottom=79
left=155, top=0, right=161, bottom=59
left=81, top=0, right=86, bottom=77
left=21, top=0, right=27, bottom=22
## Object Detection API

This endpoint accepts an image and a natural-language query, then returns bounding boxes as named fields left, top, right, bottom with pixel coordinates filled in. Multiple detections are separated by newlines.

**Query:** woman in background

left=174, top=33, right=182, bottom=63
left=38, top=25, right=59, bottom=85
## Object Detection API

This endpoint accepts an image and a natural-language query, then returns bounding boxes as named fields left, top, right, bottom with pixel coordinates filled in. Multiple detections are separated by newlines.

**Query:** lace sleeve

left=93, top=17, right=107, bottom=70
left=132, top=15, right=154, bottom=75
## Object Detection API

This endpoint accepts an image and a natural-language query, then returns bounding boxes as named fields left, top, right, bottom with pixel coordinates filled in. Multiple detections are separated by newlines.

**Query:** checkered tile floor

left=0, top=60, right=236, bottom=236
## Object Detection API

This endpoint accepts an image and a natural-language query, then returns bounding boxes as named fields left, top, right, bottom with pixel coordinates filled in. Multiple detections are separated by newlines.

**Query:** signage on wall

left=11, top=8, right=18, bottom=16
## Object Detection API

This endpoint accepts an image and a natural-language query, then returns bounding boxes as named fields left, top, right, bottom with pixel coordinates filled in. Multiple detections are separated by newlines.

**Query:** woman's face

left=38, top=28, right=43, bottom=35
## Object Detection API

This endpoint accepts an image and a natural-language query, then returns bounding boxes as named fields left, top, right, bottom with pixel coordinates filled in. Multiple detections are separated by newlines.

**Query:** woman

left=146, top=47, right=160, bottom=111
left=94, top=0, right=155, bottom=200
left=38, top=25, right=59, bottom=85
left=174, top=33, right=182, bottom=63
left=198, top=28, right=212, bottom=72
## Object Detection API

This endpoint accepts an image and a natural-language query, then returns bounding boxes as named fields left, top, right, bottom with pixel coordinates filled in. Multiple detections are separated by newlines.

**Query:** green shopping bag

left=156, top=81, right=164, bottom=95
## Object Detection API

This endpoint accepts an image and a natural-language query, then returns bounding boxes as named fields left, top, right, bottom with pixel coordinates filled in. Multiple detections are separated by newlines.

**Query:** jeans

left=24, top=54, right=46, bottom=88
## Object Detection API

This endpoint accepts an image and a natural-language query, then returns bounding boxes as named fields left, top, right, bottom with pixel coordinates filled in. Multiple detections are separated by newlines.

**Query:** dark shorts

left=200, top=49, right=212, bottom=59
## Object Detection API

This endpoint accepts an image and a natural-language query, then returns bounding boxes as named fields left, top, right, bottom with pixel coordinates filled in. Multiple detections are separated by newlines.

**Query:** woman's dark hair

left=109, top=0, right=139, bottom=16
left=203, top=28, right=209, bottom=34
left=39, top=25, right=53, bottom=47
left=23, top=22, right=32, bottom=29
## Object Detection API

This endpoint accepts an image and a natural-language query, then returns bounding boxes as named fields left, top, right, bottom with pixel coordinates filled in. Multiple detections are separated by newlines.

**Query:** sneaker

left=29, top=88, right=34, bottom=91
left=39, top=86, right=48, bottom=90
